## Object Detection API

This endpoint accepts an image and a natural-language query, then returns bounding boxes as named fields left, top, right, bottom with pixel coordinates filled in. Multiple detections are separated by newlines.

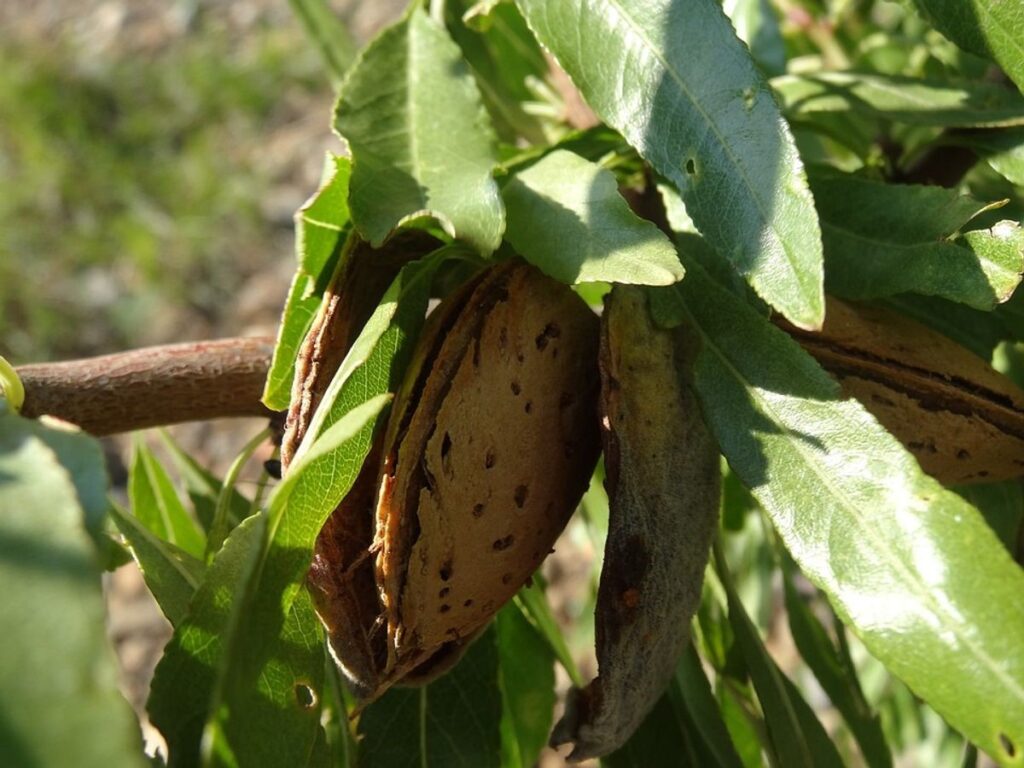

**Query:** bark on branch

left=15, top=337, right=277, bottom=436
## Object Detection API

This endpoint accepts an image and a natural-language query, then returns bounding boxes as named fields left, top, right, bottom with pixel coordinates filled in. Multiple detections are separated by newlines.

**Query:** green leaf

left=723, top=0, right=786, bottom=77
left=109, top=502, right=203, bottom=626
left=495, top=603, right=555, bottom=768
left=773, top=73, right=1024, bottom=127
left=288, top=0, right=358, bottom=85
left=943, top=128, right=1024, bottom=186
left=444, top=0, right=551, bottom=145
left=716, top=547, right=843, bottom=768
left=0, top=412, right=145, bottom=768
left=660, top=252, right=1024, bottom=766
left=159, top=430, right=250, bottom=533
left=335, top=7, right=505, bottom=253
left=809, top=168, right=1024, bottom=309
left=129, top=440, right=206, bottom=559
left=513, top=586, right=583, bottom=687
left=605, top=693, right=694, bottom=768
left=264, top=154, right=352, bottom=410
left=674, top=645, right=745, bottom=768
left=782, top=566, right=892, bottom=768
left=911, top=1, right=1024, bottom=93
left=501, top=149, right=682, bottom=286
left=148, top=510, right=269, bottom=767
left=954, top=481, right=1024, bottom=555
left=358, top=630, right=503, bottom=767
left=517, top=0, right=825, bottom=329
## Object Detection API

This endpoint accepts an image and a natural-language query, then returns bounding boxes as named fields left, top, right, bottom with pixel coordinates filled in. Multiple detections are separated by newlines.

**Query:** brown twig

left=15, top=337, right=277, bottom=436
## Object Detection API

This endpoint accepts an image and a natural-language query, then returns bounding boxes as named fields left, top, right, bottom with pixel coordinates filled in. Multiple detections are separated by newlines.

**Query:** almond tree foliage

left=3, top=0, right=1024, bottom=766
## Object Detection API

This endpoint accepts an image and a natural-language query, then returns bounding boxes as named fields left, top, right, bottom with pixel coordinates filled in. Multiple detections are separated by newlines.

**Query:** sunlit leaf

left=502, top=149, right=682, bottom=286
left=809, top=167, right=1024, bottom=309
left=911, top=0, right=1024, bottom=93
left=129, top=440, right=205, bottom=559
left=263, top=154, right=352, bottom=410
left=336, top=7, right=505, bottom=253
left=656, top=252, right=1024, bottom=765
left=517, top=0, right=825, bottom=329
left=773, top=73, right=1024, bottom=127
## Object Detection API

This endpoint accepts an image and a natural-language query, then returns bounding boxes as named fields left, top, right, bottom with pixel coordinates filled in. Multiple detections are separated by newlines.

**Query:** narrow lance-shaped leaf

left=517, top=0, right=825, bottom=329
left=781, top=563, right=892, bottom=768
left=502, top=149, right=683, bottom=286
left=109, top=502, right=203, bottom=627
left=723, top=0, right=786, bottom=77
left=809, top=167, right=1024, bottom=309
left=940, top=127, right=1024, bottom=187
left=0, top=411, right=145, bottom=768
left=335, top=7, right=505, bottom=253
left=715, top=546, right=843, bottom=768
left=358, top=628, right=503, bottom=768
left=264, top=154, right=352, bottom=410
left=129, top=440, right=206, bottom=559
left=910, top=0, right=1024, bottom=94
left=772, top=73, right=1024, bottom=127
left=495, top=603, right=556, bottom=768
left=651, top=251, right=1024, bottom=765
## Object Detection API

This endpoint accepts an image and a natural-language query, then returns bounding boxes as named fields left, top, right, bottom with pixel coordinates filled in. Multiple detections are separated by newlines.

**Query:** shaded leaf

left=882, top=294, right=1008, bottom=360
left=129, top=440, right=205, bottom=559
left=809, top=168, right=1024, bottom=309
left=264, top=154, right=352, bottom=410
left=782, top=566, right=892, bottom=768
left=335, top=7, right=504, bottom=253
left=502, top=149, right=682, bottom=285
left=109, top=501, right=203, bottom=626
left=945, top=127, right=1024, bottom=186
left=658, top=251, right=1024, bottom=766
left=495, top=604, right=556, bottom=768
left=605, top=693, right=694, bottom=768
left=716, top=547, right=843, bottom=767
left=954, top=481, right=1024, bottom=555
left=673, top=645, right=745, bottom=768
left=911, top=1, right=1024, bottom=93
left=517, top=0, right=825, bottom=329
left=513, top=586, right=583, bottom=687
left=0, top=411, right=145, bottom=768
left=358, top=630, right=503, bottom=767
left=773, top=73, right=1024, bottom=127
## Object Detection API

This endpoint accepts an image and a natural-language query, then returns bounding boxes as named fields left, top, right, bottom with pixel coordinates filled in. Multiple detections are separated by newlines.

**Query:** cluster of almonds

left=284, top=245, right=1024, bottom=758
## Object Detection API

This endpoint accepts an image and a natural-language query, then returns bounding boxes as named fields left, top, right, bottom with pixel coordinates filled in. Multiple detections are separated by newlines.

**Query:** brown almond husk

left=552, top=286, right=721, bottom=760
left=373, top=260, right=601, bottom=685
left=784, top=297, right=1024, bottom=484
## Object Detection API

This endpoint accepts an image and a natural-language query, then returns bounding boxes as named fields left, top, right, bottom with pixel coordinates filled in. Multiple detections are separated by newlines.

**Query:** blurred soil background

left=0, top=3, right=600, bottom=764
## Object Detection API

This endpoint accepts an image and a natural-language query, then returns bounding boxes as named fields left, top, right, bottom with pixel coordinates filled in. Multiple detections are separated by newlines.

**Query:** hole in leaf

left=294, top=683, right=317, bottom=710
left=1000, top=733, right=1015, bottom=757
left=685, top=158, right=696, bottom=175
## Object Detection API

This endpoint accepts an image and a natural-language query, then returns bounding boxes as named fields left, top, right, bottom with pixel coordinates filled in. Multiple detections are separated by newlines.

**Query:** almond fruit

left=373, top=259, right=601, bottom=684
left=552, top=286, right=720, bottom=760
left=784, top=297, right=1024, bottom=484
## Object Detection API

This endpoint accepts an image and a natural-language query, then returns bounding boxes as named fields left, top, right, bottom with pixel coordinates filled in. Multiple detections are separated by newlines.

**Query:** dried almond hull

left=785, top=298, right=1024, bottom=484
left=552, top=286, right=720, bottom=760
